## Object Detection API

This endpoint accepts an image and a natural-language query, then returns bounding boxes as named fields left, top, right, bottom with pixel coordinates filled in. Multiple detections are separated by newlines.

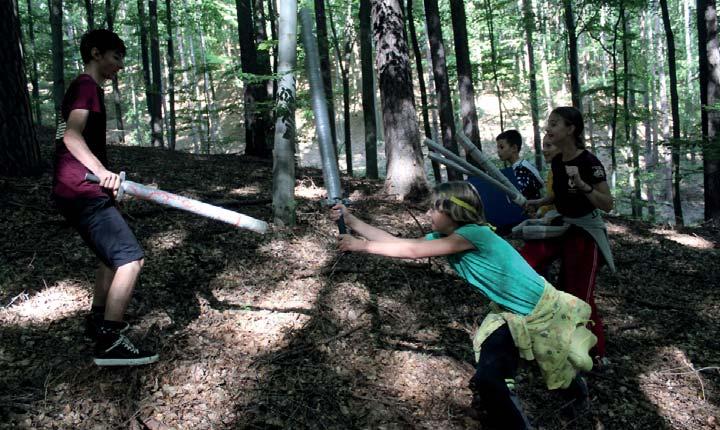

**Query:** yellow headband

left=449, top=196, right=477, bottom=215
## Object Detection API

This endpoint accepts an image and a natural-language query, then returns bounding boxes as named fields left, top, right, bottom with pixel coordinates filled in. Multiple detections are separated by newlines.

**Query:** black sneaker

left=85, top=314, right=129, bottom=340
left=93, top=333, right=159, bottom=366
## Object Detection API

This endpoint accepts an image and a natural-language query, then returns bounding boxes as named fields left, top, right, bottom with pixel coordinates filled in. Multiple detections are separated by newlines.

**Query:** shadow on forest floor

left=1, top=142, right=719, bottom=429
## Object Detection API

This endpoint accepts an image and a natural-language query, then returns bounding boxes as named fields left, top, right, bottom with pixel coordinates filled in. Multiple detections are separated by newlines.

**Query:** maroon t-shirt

left=52, top=74, right=109, bottom=199
left=551, top=150, right=608, bottom=218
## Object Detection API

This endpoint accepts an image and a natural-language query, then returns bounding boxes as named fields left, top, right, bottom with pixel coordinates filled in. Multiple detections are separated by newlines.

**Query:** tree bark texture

left=165, top=0, right=176, bottom=150
left=563, top=0, right=582, bottom=112
left=149, top=0, right=164, bottom=148
left=359, top=0, right=378, bottom=179
left=273, top=0, right=298, bottom=226
left=371, top=0, right=428, bottom=200
left=49, top=0, right=64, bottom=124
left=0, top=0, right=41, bottom=176
left=521, top=0, right=542, bottom=170
left=424, top=0, right=461, bottom=181
left=698, top=0, right=720, bottom=220
left=314, top=0, right=338, bottom=155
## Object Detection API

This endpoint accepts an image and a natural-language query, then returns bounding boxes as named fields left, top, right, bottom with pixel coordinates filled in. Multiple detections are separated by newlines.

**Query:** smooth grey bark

left=1, top=0, right=41, bottom=176
left=424, top=0, right=461, bottom=181
left=359, top=0, right=378, bottom=179
left=49, top=0, right=64, bottom=124
left=660, top=0, right=684, bottom=225
left=272, top=0, right=298, bottom=226
left=371, top=0, right=428, bottom=200
left=314, top=0, right=338, bottom=155
left=137, top=0, right=153, bottom=128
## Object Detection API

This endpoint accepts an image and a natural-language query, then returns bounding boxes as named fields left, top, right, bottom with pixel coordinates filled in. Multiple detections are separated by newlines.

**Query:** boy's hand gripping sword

left=85, top=172, right=268, bottom=234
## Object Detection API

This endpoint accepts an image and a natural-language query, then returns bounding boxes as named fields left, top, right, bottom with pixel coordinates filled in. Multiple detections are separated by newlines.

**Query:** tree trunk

left=165, top=0, right=176, bottom=150
left=148, top=0, right=164, bottom=148
left=359, top=0, right=378, bottom=179
left=660, top=0, right=684, bottom=225
left=609, top=12, right=621, bottom=190
left=314, top=0, right=338, bottom=155
left=328, top=3, right=355, bottom=176
left=483, top=0, right=504, bottom=130
left=1, top=0, right=42, bottom=176
left=521, top=0, right=542, bottom=170
left=698, top=0, right=720, bottom=220
left=26, top=0, right=42, bottom=126
left=84, top=0, right=94, bottom=29
left=450, top=0, right=482, bottom=160
left=268, top=0, right=278, bottom=100
left=425, top=0, right=461, bottom=181
left=177, top=27, right=201, bottom=150
left=137, top=0, right=153, bottom=128
left=49, top=0, right=64, bottom=125
left=236, top=0, right=272, bottom=158
left=273, top=0, right=298, bottom=226
left=371, top=0, right=429, bottom=200
left=563, top=0, right=582, bottom=112
left=105, top=0, right=124, bottom=142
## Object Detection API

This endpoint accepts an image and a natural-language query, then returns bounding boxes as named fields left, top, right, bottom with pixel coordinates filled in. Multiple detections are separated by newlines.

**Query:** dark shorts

left=53, top=196, right=145, bottom=268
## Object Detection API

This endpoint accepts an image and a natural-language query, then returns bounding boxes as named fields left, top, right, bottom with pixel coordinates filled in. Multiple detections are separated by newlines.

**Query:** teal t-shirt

left=426, top=224, right=544, bottom=315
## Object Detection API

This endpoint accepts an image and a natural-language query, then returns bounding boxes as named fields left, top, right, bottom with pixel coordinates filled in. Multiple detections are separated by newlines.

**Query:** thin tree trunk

left=1, top=0, right=41, bottom=176
left=49, top=0, right=64, bottom=125
left=26, top=0, right=42, bottom=126
left=609, top=12, right=621, bottom=191
left=521, top=0, right=542, bottom=170
left=165, top=0, right=176, bottom=150
left=268, top=0, right=278, bottom=100
left=177, top=26, right=200, bottom=150
left=407, top=0, right=440, bottom=181
left=328, top=3, right=355, bottom=175
left=660, top=0, right=684, bottom=225
left=450, top=0, right=482, bottom=157
left=371, top=0, right=429, bottom=199
left=359, top=0, right=378, bottom=179
left=148, top=0, right=164, bottom=147
left=483, top=0, right=504, bottom=130
left=563, top=0, right=582, bottom=112
left=314, top=0, right=338, bottom=155
left=425, top=0, right=461, bottom=181
left=137, top=0, right=153, bottom=127
left=84, top=0, right=94, bottom=29
left=272, top=0, right=297, bottom=226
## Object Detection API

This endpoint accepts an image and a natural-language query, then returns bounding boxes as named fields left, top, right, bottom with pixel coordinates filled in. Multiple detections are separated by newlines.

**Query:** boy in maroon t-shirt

left=52, top=29, right=157, bottom=366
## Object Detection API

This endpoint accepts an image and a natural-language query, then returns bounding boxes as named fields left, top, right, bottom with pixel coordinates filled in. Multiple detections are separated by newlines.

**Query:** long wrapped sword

left=85, top=172, right=268, bottom=234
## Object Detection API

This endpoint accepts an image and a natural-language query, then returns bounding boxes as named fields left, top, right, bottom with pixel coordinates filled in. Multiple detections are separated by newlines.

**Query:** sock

left=91, top=305, right=105, bottom=317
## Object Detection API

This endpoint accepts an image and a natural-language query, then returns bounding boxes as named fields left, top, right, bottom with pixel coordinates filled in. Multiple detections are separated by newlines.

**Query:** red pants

left=520, top=227, right=606, bottom=358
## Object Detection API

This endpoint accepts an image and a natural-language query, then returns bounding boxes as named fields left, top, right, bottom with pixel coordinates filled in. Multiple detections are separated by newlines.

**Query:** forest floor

left=1, top=135, right=720, bottom=430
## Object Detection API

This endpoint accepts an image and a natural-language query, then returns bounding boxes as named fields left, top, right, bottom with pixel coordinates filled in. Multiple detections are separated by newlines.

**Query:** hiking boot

left=93, top=322, right=158, bottom=366
left=85, top=313, right=130, bottom=340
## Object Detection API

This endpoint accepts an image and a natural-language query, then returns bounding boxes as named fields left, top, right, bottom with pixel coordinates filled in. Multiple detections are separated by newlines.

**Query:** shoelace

left=106, top=334, right=139, bottom=354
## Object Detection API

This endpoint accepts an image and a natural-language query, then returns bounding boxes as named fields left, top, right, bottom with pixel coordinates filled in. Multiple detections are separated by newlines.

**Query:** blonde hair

left=430, top=181, right=487, bottom=226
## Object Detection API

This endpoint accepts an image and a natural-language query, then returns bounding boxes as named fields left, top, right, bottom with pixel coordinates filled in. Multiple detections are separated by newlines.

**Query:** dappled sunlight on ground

left=0, top=282, right=89, bottom=325
left=145, top=228, right=187, bottom=251
left=650, top=228, right=716, bottom=249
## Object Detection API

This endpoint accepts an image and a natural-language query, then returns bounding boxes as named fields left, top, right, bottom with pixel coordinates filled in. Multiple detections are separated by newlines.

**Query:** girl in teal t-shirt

left=330, top=181, right=591, bottom=429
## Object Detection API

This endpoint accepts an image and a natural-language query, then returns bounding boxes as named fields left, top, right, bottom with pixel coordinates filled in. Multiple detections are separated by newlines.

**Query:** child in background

left=330, top=181, right=595, bottom=429
left=496, top=130, right=544, bottom=200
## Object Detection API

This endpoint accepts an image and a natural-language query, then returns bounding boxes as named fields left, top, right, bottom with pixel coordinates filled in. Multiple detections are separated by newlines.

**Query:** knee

left=470, top=364, right=501, bottom=394
left=120, top=258, right=144, bottom=273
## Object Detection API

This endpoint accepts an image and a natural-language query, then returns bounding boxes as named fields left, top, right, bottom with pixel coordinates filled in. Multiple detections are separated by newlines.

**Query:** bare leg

left=93, top=263, right=116, bottom=308
left=104, top=259, right=144, bottom=322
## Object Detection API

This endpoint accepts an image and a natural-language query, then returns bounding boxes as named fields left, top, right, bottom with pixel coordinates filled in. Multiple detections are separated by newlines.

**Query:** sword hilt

left=327, top=197, right=350, bottom=234
left=84, top=171, right=126, bottom=200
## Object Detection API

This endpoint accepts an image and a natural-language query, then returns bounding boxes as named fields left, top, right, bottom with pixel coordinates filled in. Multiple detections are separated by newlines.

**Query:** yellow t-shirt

left=538, top=170, right=555, bottom=217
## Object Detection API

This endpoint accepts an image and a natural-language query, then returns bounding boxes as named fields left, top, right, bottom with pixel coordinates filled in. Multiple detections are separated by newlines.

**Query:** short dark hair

left=496, top=129, right=523, bottom=152
left=80, top=29, right=126, bottom=64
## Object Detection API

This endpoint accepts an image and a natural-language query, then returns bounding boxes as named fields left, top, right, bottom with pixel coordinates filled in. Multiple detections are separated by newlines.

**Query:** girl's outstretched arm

left=330, top=204, right=419, bottom=242
left=338, top=233, right=474, bottom=259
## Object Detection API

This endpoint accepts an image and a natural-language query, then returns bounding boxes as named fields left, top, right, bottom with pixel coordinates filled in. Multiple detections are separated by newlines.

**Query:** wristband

left=583, top=184, right=594, bottom=194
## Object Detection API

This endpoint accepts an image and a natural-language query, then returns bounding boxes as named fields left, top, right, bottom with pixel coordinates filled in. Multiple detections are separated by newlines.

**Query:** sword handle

left=337, top=215, right=347, bottom=234
left=84, top=173, right=100, bottom=183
